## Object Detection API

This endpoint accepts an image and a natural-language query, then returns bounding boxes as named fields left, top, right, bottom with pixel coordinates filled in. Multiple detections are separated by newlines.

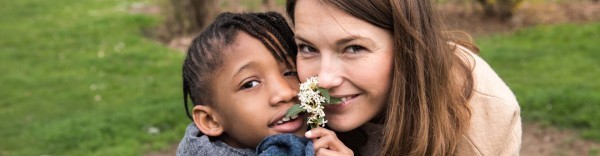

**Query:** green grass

left=0, top=0, right=188, bottom=155
left=477, top=22, right=600, bottom=141
left=1, top=0, right=599, bottom=155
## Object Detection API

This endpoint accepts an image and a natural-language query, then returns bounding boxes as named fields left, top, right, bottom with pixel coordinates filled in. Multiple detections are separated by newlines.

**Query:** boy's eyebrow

left=232, top=61, right=256, bottom=81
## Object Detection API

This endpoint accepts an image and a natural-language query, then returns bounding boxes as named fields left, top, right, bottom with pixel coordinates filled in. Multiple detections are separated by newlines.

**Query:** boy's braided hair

left=182, top=12, right=297, bottom=120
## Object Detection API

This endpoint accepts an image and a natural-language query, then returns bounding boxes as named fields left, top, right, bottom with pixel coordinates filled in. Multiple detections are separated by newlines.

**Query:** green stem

left=310, top=123, right=318, bottom=129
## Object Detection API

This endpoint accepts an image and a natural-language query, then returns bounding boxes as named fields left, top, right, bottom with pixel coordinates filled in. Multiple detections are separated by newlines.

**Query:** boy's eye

left=284, top=71, right=298, bottom=77
left=344, top=45, right=366, bottom=54
left=241, top=80, right=260, bottom=89
left=298, top=44, right=318, bottom=53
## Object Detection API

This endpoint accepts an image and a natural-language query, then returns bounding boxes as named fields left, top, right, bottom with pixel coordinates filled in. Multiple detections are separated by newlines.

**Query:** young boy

left=177, top=12, right=309, bottom=155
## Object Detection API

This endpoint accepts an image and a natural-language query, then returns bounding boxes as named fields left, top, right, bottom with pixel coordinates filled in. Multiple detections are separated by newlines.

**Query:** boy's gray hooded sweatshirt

left=176, top=123, right=255, bottom=156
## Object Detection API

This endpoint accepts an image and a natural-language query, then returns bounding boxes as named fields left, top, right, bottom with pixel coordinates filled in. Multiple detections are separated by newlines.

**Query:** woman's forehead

left=294, top=2, right=389, bottom=48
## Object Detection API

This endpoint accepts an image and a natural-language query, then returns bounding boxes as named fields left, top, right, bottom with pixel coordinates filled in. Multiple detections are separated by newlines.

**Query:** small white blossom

left=147, top=126, right=160, bottom=135
left=298, top=77, right=328, bottom=128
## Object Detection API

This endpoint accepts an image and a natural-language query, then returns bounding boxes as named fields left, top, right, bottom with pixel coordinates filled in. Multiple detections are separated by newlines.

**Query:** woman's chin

left=326, top=117, right=362, bottom=132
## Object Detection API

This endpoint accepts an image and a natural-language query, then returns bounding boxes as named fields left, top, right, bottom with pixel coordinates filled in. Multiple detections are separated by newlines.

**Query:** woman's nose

left=317, top=56, right=343, bottom=89
left=269, top=77, right=297, bottom=106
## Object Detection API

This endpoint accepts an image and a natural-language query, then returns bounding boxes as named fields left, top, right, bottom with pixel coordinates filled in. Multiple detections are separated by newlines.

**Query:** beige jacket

left=455, top=46, right=522, bottom=155
left=357, top=46, right=522, bottom=156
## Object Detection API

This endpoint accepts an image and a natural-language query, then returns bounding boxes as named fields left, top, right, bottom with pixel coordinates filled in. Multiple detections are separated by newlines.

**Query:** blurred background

left=0, top=0, right=598, bottom=155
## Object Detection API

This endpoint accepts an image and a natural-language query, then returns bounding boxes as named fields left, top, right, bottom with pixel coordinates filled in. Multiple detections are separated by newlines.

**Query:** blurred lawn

left=477, top=22, right=600, bottom=140
left=1, top=0, right=599, bottom=155
left=0, top=0, right=188, bottom=155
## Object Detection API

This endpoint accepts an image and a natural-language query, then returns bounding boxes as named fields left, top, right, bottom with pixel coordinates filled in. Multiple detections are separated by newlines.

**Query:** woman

left=287, top=0, right=521, bottom=155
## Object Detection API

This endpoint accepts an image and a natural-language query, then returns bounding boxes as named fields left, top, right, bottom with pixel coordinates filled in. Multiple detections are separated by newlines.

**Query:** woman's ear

left=192, top=105, right=224, bottom=137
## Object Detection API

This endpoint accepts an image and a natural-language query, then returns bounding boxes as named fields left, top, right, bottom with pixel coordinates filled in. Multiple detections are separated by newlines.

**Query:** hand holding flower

left=306, top=127, right=353, bottom=156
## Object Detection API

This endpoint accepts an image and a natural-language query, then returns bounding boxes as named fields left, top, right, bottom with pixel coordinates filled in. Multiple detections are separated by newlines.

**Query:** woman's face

left=293, top=0, right=394, bottom=132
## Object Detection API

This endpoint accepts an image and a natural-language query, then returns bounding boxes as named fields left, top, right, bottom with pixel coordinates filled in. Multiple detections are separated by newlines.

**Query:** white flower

left=298, top=77, right=328, bottom=127
left=147, top=126, right=160, bottom=135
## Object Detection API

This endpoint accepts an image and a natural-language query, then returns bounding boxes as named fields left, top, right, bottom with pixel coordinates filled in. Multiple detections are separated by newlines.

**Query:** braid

left=262, top=12, right=298, bottom=59
left=258, top=12, right=298, bottom=66
left=225, top=18, right=285, bottom=63
left=227, top=14, right=294, bottom=68
left=182, top=12, right=297, bottom=120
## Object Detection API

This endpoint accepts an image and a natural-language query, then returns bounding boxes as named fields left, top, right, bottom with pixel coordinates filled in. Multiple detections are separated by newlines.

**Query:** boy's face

left=210, top=32, right=307, bottom=148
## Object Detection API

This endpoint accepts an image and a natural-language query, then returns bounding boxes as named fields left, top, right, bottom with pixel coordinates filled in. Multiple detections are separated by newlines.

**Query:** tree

left=154, top=0, right=283, bottom=43
left=475, top=0, right=523, bottom=20
left=263, top=0, right=276, bottom=10
left=159, top=0, right=220, bottom=41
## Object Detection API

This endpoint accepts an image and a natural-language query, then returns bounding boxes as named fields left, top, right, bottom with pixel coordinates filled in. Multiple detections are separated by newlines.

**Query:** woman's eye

left=284, top=71, right=298, bottom=77
left=345, top=45, right=366, bottom=54
left=241, top=80, right=260, bottom=89
left=298, top=44, right=318, bottom=53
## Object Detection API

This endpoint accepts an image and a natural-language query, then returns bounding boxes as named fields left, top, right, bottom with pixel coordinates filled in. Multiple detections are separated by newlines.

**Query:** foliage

left=0, top=0, right=188, bottom=155
left=477, top=22, right=600, bottom=141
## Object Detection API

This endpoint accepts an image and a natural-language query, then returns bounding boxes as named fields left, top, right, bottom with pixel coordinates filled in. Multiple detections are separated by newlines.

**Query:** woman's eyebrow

left=336, top=35, right=374, bottom=47
left=335, top=36, right=360, bottom=46
left=294, top=35, right=313, bottom=45
left=296, top=34, right=374, bottom=46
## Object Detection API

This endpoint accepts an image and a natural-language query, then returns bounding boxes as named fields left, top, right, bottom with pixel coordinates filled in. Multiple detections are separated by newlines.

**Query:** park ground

left=1, top=0, right=599, bottom=155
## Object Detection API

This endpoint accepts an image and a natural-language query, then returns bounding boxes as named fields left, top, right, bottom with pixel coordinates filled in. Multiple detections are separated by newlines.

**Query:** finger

left=312, top=134, right=346, bottom=152
left=305, top=127, right=336, bottom=139
left=310, top=132, right=352, bottom=154
left=312, top=135, right=333, bottom=150
left=316, top=148, right=335, bottom=156
left=306, top=128, right=353, bottom=154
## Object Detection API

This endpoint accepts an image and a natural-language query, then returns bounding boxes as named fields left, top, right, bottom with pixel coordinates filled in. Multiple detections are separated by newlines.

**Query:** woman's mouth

left=326, top=94, right=359, bottom=112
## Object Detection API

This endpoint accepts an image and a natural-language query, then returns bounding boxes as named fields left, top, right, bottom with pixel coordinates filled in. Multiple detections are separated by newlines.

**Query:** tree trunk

left=475, top=0, right=495, bottom=17
left=495, top=0, right=516, bottom=20
left=262, top=0, right=276, bottom=10
left=475, top=0, right=522, bottom=21
left=166, top=0, right=219, bottom=37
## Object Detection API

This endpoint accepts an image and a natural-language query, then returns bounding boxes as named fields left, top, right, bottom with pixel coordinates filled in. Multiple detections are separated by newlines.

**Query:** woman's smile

left=326, top=94, right=360, bottom=112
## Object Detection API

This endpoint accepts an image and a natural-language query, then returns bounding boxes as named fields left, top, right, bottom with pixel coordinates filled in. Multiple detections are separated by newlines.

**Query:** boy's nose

left=269, top=77, right=297, bottom=106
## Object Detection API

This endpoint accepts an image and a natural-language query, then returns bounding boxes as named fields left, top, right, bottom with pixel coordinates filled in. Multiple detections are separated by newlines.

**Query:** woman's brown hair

left=287, top=0, right=475, bottom=155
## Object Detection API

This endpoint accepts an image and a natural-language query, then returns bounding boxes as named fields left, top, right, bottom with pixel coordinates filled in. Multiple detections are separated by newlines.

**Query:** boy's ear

left=192, top=105, right=224, bottom=137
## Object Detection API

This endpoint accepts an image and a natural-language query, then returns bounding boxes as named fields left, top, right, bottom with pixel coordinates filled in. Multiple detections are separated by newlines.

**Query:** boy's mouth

left=275, top=114, right=300, bottom=125
left=268, top=110, right=306, bottom=133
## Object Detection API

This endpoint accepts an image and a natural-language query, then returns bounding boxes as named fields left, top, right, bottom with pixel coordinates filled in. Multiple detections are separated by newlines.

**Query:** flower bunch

left=286, top=77, right=341, bottom=128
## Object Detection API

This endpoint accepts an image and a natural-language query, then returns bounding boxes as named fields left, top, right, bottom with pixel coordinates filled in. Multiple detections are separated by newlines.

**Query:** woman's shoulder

left=454, top=44, right=519, bottom=109
left=453, top=45, right=522, bottom=155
